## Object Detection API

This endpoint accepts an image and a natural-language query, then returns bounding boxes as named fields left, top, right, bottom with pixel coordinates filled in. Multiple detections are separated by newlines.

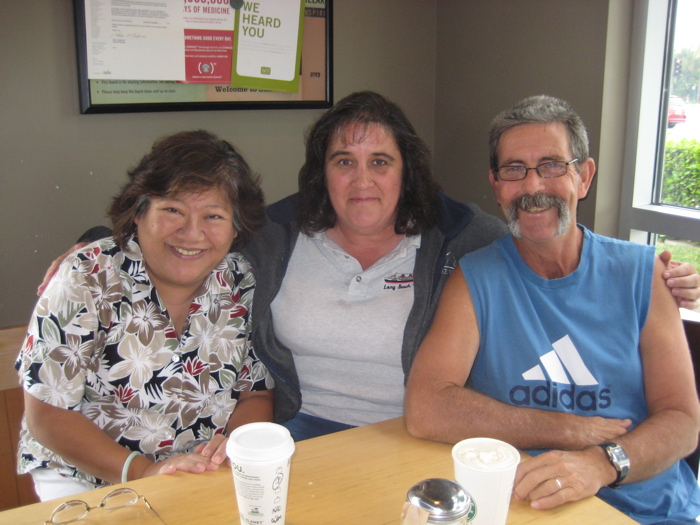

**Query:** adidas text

left=509, top=382, right=612, bottom=411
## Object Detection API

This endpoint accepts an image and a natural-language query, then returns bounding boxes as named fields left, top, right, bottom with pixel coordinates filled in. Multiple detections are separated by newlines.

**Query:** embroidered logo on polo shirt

left=383, top=273, right=414, bottom=290
left=508, top=335, right=612, bottom=411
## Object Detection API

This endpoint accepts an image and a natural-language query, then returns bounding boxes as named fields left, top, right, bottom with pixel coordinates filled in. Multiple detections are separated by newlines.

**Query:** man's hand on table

left=512, top=446, right=617, bottom=510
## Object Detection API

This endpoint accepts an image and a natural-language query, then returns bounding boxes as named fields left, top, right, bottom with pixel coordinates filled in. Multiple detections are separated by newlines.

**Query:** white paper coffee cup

left=226, top=422, right=295, bottom=525
left=452, top=437, right=520, bottom=525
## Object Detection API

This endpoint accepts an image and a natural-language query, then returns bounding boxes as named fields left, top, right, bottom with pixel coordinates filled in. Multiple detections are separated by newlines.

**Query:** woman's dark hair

left=298, top=91, right=441, bottom=235
left=108, top=130, right=265, bottom=251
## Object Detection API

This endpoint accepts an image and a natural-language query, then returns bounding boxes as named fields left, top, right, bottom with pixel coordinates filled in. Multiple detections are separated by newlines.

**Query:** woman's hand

left=194, top=434, right=230, bottom=467
left=136, top=435, right=232, bottom=479
left=190, top=391, right=276, bottom=467
left=189, top=391, right=276, bottom=468
left=37, top=242, right=87, bottom=296
left=659, top=250, right=700, bottom=310
left=136, top=451, right=222, bottom=479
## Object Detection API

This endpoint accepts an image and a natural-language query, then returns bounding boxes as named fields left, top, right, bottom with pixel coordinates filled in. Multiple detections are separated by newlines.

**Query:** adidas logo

left=522, top=335, right=597, bottom=385
left=509, top=335, right=612, bottom=411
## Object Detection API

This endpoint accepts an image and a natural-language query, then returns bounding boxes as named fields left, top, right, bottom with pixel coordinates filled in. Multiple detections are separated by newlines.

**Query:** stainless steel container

left=406, top=478, right=475, bottom=524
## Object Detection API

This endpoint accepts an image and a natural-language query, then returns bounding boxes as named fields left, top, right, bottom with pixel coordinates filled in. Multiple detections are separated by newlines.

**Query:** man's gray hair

left=488, top=95, right=590, bottom=172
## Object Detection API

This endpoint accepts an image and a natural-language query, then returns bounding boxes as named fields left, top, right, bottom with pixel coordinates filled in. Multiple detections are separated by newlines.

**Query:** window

left=619, top=0, right=700, bottom=270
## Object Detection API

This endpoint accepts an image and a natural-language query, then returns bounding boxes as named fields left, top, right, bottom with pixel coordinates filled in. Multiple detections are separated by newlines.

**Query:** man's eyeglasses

left=494, top=159, right=578, bottom=181
left=45, top=487, right=164, bottom=524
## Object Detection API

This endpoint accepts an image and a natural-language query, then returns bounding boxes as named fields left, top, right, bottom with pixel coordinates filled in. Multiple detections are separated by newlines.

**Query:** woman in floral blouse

left=16, top=130, right=273, bottom=501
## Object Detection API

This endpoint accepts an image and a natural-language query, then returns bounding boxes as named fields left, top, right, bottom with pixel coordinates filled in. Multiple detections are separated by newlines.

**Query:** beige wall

left=433, top=0, right=610, bottom=224
left=0, top=1, right=618, bottom=329
left=0, top=0, right=437, bottom=327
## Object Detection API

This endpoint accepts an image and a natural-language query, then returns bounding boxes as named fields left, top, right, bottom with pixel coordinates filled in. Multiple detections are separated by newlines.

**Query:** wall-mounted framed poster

left=73, top=0, right=332, bottom=113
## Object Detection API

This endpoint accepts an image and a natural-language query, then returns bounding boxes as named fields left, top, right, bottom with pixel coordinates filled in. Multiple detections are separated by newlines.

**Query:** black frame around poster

left=73, top=0, right=333, bottom=114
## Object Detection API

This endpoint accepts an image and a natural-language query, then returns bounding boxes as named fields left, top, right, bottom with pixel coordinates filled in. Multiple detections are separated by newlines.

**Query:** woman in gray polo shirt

left=244, top=91, right=508, bottom=440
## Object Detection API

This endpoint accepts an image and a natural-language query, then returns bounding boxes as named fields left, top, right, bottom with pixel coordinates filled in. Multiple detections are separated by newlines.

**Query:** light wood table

left=0, top=417, right=637, bottom=524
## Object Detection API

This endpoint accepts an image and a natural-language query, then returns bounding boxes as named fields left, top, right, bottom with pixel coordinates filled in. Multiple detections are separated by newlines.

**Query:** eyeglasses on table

left=44, top=487, right=164, bottom=524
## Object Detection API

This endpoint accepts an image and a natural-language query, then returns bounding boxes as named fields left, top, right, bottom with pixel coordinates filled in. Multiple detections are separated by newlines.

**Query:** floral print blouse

left=16, top=236, right=271, bottom=488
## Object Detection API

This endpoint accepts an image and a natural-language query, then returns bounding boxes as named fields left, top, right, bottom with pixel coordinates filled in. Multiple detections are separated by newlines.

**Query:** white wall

left=433, top=0, right=610, bottom=225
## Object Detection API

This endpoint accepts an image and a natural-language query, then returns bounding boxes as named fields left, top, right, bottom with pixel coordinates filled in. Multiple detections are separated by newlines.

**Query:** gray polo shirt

left=270, top=231, right=420, bottom=426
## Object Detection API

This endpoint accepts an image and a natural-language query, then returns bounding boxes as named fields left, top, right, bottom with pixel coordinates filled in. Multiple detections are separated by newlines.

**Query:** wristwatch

left=598, top=442, right=630, bottom=488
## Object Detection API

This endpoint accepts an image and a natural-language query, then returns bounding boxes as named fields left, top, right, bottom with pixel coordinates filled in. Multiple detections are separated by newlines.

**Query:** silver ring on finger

left=554, top=477, right=563, bottom=491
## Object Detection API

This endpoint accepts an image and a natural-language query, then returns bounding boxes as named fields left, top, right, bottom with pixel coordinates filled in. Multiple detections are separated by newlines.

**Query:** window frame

left=618, top=0, right=700, bottom=245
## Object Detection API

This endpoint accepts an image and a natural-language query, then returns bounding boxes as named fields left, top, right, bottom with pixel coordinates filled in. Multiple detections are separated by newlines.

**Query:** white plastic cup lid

left=227, top=422, right=295, bottom=462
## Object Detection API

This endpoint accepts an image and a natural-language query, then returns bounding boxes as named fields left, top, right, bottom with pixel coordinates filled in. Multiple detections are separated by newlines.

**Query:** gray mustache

left=512, top=193, right=565, bottom=213
left=506, top=192, right=570, bottom=238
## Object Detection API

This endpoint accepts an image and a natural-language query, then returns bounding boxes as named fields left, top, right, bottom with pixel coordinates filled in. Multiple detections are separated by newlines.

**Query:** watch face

left=610, top=447, right=629, bottom=465
left=600, top=443, right=630, bottom=487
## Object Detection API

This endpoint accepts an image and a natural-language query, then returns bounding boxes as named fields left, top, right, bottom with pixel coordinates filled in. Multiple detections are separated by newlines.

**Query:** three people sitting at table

left=37, top=91, right=511, bottom=442
left=23, top=93, right=700, bottom=507
left=404, top=95, right=700, bottom=524
left=17, top=130, right=274, bottom=501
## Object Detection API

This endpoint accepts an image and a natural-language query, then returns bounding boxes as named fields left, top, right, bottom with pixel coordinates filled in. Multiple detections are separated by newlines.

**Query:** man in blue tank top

left=405, top=95, right=700, bottom=524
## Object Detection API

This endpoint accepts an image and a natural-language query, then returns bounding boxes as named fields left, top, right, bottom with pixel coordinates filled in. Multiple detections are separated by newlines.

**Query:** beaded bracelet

left=121, top=451, right=142, bottom=484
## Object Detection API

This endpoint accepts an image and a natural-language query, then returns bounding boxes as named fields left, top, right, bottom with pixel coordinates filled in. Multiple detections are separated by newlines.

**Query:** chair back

left=683, top=317, right=700, bottom=478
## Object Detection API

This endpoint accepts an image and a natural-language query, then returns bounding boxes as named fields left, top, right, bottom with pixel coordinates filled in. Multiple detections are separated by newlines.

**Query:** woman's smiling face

left=134, top=187, right=236, bottom=295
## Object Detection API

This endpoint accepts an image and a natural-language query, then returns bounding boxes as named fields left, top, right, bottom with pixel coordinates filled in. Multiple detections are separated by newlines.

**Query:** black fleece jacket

left=241, top=193, right=508, bottom=423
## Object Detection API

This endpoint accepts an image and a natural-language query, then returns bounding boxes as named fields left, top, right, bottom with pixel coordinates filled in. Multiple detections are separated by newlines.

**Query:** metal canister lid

left=406, top=478, right=473, bottom=523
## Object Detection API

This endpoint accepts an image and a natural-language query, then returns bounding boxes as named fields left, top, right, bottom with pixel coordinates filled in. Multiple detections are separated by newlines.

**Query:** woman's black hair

left=297, top=91, right=441, bottom=235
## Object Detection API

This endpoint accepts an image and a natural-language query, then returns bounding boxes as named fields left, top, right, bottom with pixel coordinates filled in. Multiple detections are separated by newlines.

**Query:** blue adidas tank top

left=460, top=226, right=700, bottom=523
